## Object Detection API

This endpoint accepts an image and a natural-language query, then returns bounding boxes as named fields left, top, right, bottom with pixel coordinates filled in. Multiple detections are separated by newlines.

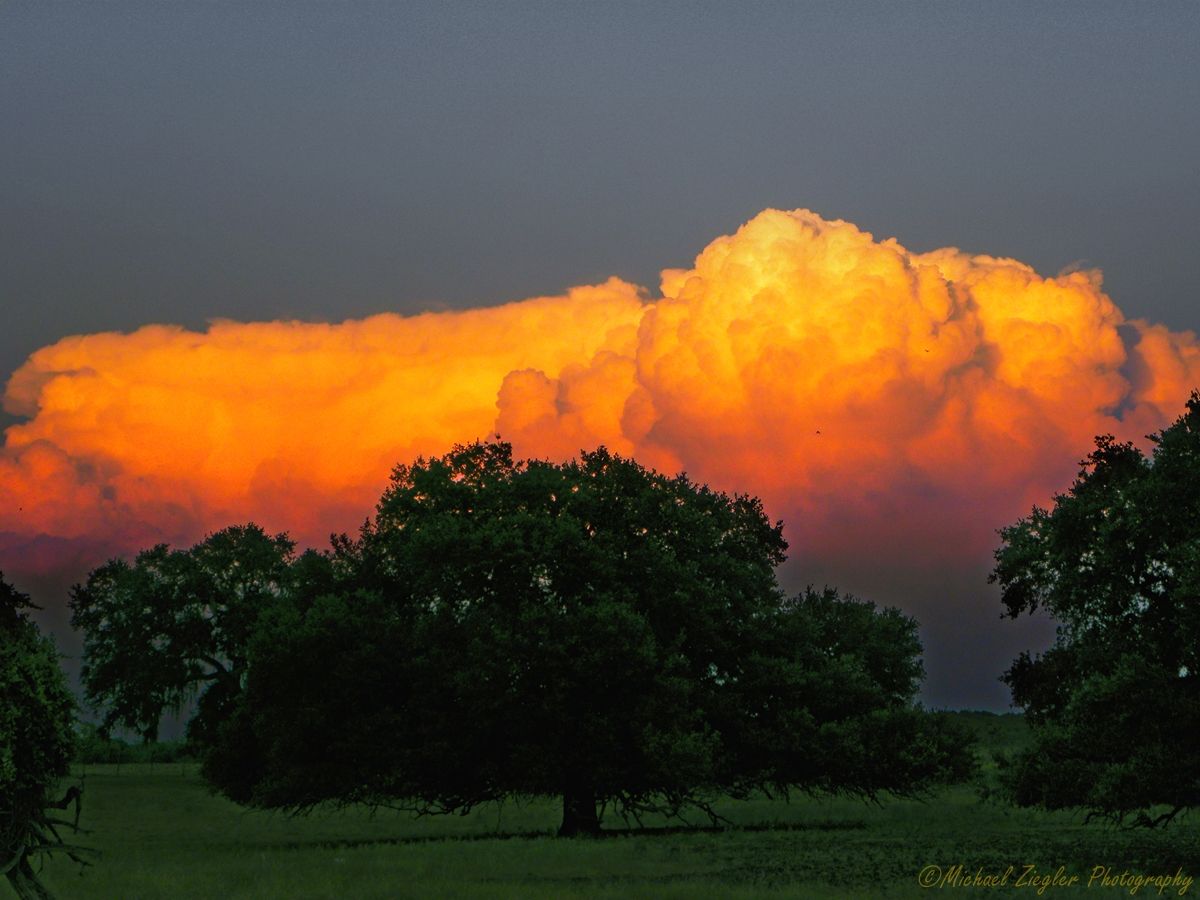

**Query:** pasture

left=28, top=715, right=1199, bottom=899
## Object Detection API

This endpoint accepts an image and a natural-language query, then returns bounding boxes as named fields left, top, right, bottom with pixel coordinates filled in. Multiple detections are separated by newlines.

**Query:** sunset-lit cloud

left=3, top=209, right=1199, bottom=590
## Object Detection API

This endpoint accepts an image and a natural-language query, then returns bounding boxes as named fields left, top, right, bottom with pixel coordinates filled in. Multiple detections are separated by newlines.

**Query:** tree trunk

left=558, top=787, right=600, bottom=837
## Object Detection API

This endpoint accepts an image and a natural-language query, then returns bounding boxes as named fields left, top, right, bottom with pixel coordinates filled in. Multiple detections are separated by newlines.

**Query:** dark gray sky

left=4, top=2, right=1197, bottom=371
left=2, top=2, right=1199, bottom=708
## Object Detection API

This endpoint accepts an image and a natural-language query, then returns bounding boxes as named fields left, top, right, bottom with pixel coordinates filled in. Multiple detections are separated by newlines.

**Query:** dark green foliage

left=947, top=712, right=1031, bottom=760
left=992, top=391, right=1200, bottom=824
left=70, top=525, right=296, bottom=744
left=72, top=724, right=192, bottom=766
left=1, top=574, right=80, bottom=898
left=200, top=442, right=972, bottom=834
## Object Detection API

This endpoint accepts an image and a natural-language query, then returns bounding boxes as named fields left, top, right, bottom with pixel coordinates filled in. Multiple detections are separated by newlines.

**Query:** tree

left=201, top=441, right=972, bottom=835
left=70, top=525, right=296, bottom=745
left=992, top=391, right=1200, bottom=825
left=1, top=575, right=84, bottom=900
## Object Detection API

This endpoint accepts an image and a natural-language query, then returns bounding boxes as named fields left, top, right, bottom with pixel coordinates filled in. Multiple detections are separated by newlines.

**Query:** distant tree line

left=72, top=724, right=192, bottom=766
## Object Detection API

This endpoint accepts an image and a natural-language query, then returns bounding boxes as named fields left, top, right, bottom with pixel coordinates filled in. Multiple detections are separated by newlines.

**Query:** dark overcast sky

left=2, top=2, right=1199, bottom=708
left=3, top=2, right=1197, bottom=371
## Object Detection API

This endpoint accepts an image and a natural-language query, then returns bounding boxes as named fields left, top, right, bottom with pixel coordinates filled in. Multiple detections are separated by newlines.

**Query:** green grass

left=26, top=754, right=1198, bottom=899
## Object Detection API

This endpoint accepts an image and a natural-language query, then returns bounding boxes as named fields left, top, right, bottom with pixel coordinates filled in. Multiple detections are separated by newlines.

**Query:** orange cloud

left=0, top=280, right=645, bottom=560
left=3, top=209, right=1198, bottom=587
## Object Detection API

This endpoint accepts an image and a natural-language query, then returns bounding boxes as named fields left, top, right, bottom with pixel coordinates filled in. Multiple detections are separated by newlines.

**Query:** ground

left=24, top=716, right=1200, bottom=899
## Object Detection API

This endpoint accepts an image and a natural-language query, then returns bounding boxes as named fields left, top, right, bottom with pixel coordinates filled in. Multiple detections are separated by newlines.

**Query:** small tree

left=992, top=392, right=1200, bottom=824
left=70, top=525, right=296, bottom=746
left=201, top=442, right=972, bottom=834
left=1, top=575, right=83, bottom=900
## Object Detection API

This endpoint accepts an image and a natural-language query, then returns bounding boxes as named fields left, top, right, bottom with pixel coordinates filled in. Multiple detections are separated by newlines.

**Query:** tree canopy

left=191, top=442, right=971, bottom=834
left=1, top=574, right=82, bottom=899
left=992, top=392, right=1200, bottom=825
left=70, top=525, right=297, bottom=744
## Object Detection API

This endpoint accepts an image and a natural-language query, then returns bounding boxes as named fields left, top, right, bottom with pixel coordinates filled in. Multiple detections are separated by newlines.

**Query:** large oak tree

left=196, top=442, right=971, bottom=834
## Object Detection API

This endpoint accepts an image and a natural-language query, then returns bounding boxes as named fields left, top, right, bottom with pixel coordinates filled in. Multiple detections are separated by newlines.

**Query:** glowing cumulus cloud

left=2, top=209, right=1199, bottom=583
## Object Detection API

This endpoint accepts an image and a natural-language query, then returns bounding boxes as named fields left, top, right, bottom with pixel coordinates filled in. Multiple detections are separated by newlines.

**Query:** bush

left=1, top=574, right=84, bottom=898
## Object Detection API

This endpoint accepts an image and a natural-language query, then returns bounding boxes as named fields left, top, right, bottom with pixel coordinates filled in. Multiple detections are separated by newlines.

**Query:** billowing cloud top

left=3, top=209, right=1199, bottom=585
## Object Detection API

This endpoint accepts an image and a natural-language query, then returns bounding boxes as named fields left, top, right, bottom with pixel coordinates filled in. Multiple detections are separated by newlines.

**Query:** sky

left=2, top=2, right=1199, bottom=709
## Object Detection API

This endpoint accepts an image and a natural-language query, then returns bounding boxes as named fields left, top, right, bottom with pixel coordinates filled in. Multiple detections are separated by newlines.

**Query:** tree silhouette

left=70, top=525, right=297, bottom=747
left=1, top=575, right=86, bottom=899
left=197, top=442, right=972, bottom=834
left=992, top=392, right=1200, bottom=824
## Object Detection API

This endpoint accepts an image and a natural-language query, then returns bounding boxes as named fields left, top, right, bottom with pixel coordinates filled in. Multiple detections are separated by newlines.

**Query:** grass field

left=26, top=715, right=1199, bottom=899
